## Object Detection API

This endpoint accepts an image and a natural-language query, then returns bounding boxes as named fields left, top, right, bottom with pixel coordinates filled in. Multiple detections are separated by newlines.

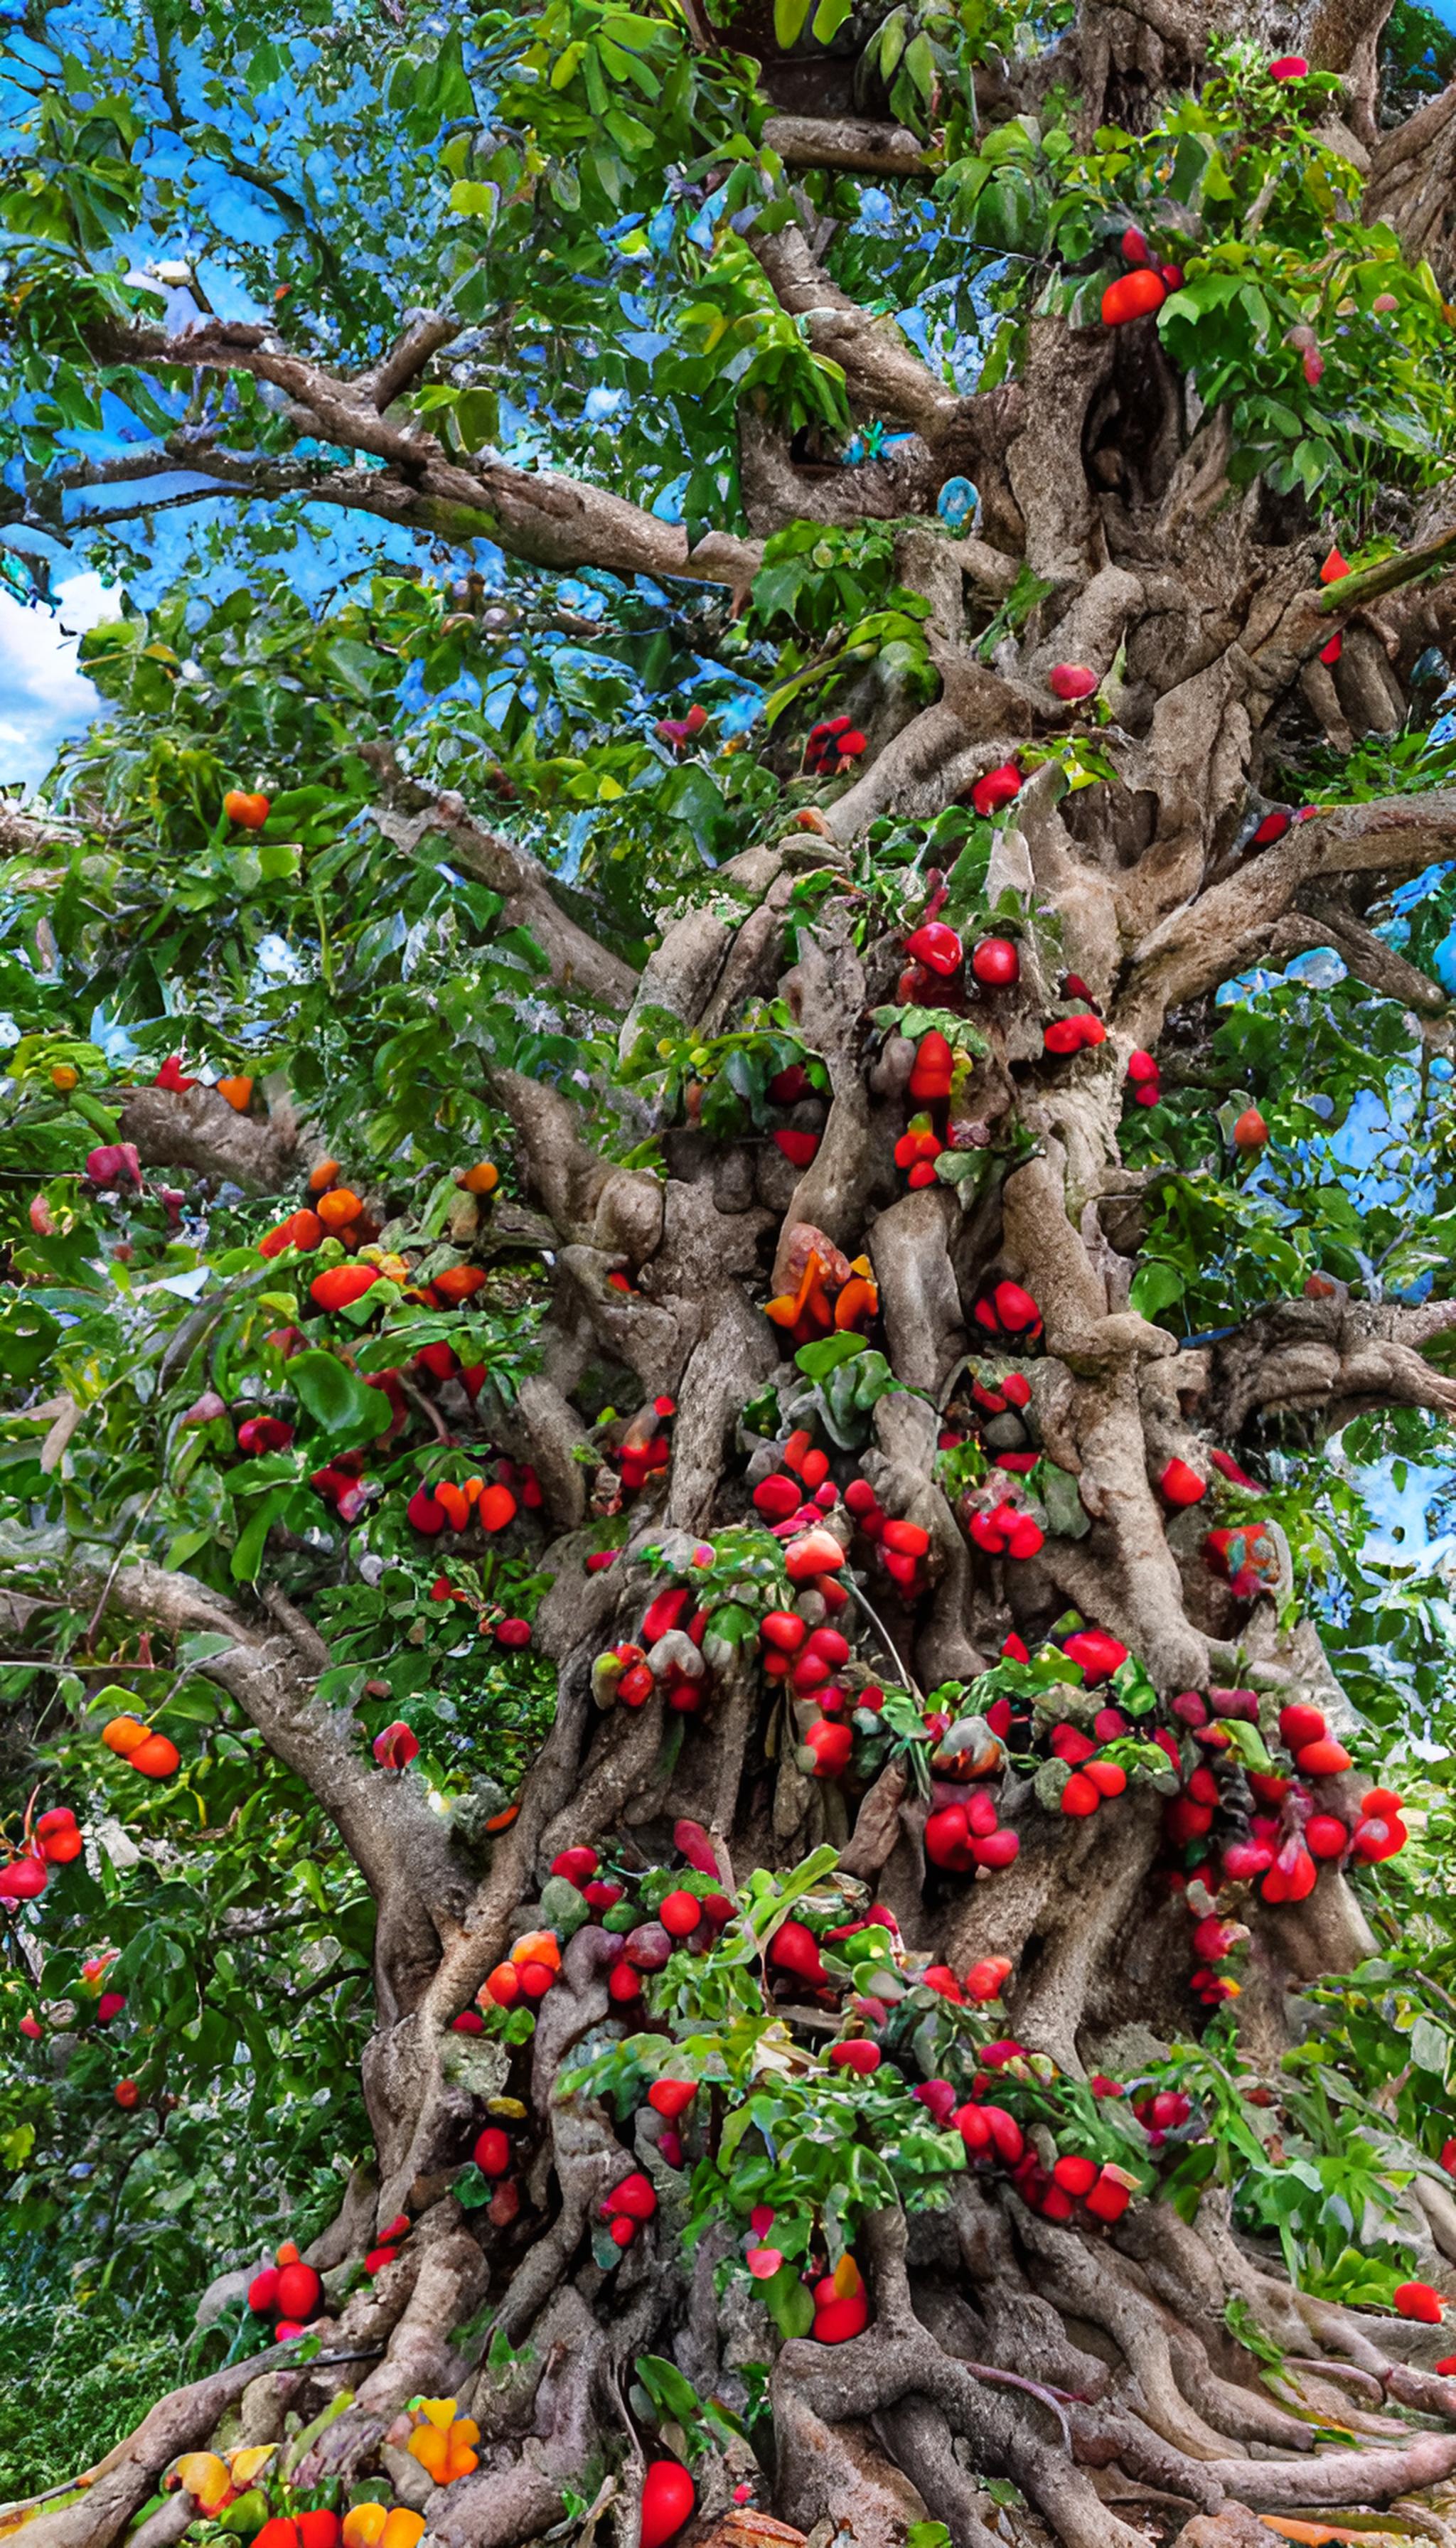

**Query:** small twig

left=842, top=1573, right=921, bottom=1700
left=961, top=2362, right=1074, bottom=2453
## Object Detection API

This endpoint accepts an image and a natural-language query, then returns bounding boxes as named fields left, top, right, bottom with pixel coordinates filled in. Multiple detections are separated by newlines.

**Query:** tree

left=7, top=0, right=1456, bottom=2542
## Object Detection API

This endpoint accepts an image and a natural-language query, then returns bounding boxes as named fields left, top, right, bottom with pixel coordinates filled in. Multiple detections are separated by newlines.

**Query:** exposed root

left=9, top=2348, right=296, bottom=2548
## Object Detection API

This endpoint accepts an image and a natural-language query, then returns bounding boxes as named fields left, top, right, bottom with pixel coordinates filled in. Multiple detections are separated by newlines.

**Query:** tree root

left=7, top=2348, right=298, bottom=2548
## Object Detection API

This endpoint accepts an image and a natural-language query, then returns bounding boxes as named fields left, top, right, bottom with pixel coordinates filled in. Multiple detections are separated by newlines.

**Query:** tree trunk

left=13, top=0, right=1456, bottom=2540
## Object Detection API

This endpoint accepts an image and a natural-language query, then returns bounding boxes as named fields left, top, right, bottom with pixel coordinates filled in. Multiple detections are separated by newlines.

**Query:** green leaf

left=287, top=1349, right=393, bottom=1451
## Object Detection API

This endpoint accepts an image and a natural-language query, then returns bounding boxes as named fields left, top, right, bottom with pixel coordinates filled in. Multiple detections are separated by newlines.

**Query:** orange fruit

left=459, top=1162, right=498, bottom=1195
left=342, top=2512, right=387, bottom=2548
left=216, top=1076, right=254, bottom=1113
left=308, top=1159, right=340, bottom=1194
left=510, top=1928, right=561, bottom=1972
left=432, top=1265, right=488, bottom=1305
left=50, top=1064, right=78, bottom=1092
left=316, top=1187, right=363, bottom=1231
left=223, top=789, right=270, bottom=829
left=129, top=1733, right=181, bottom=1779
left=102, top=1715, right=150, bottom=1757
left=477, top=1483, right=518, bottom=1533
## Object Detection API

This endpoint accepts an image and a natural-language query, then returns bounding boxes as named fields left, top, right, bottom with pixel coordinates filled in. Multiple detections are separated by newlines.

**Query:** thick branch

left=762, top=115, right=936, bottom=176
left=84, top=319, right=761, bottom=592
left=102, top=1563, right=471, bottom=2018
left=1128, top=789, right=1456, bottom=1019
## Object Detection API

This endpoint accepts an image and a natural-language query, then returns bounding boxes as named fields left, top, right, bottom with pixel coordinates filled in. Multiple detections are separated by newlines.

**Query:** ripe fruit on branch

left=804, top=717, right=866, bottom=778
left=829, top=2039, right=881, bottom=2075
left=373, top=1721, right=419, bottom=1768
left=1043, top=1012, right=1106, bottom=1055
left=1159, top=1457, right=1206, bottom=1507
left=223, top=789, right=270, bottom=828
left=1101, top=269, right=1165, bottom=326
left=114, top=2077, right=140, bottom=2107
left=904, top=921, right=963, bottom=977
left=1062, top=1628, right=1127, bottom=1682
left=970, top=761, right=1022, bottom=815
left=1270, top=53, right=1307, bottom=75
left=1049, top=664, right=1098, bottom=701
left=309, top=1264, right=381, bottom=1313
left=971, top=936, right=1019, bottom=986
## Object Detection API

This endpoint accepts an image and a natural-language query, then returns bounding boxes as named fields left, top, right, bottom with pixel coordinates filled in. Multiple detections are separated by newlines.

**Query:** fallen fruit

left=641, top=2462, right=696, bottom=2548
left=1049, top=664, right=1098, bottom=701
left=223, top=789, right=270, bottom=828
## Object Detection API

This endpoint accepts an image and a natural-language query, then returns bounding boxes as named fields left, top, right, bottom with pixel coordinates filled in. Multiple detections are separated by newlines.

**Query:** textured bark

left=35, top=2, right=1456, bottom=2543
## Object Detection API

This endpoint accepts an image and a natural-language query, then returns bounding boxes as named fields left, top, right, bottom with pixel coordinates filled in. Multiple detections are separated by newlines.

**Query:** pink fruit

left=1049, top=664, right=1097, bottom=701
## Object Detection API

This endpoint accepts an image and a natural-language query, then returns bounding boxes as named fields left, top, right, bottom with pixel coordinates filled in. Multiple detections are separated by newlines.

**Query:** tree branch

left=82, top=320, right=761, bottom=592
left=98, top=1563, right=473, bottom=2020
left=1128, top=789, right=1456, bottom=1020
left=762, top=115, right=936, bottom=176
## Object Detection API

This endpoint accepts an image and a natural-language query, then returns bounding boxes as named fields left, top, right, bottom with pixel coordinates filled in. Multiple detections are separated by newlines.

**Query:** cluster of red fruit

left=972, top=1278, right=1044, bottom=1348
left=247, top=2239, right=325, bottom=2341
left=594, top=1580, right=720, bottom=1718
left=804, top=716, right=867, bottom=778
left=1101, top=225, right=1184, bottom=327
left=362, top=2208, right=413, bottom=2277
left=407, top=1463, right=537, bottom=1536
left=1125, top=1047, right=1160, bottom=1108
left=0, top=1802, right=83, bottom=1902
left=916, top=2045, right=1135, bottom=2225
left=609, top=1396, right=677, bottom=1497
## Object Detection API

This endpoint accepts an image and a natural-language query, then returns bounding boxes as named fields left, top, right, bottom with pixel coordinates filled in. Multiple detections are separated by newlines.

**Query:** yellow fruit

left=415, top=2400, right=459, bottom=2430
left=407, top=2429, right=449, bottom=2480
left=342, top=2510, right=388, bottom=2548
left=381, top=2514, right=426, bottom=2548
left=176, top=2453, right=231, bottom=2512
left=227, top=2448, right=276, bottom=2486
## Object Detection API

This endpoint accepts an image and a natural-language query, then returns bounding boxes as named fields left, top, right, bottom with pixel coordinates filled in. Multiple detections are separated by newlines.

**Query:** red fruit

left=1352, top=1814, right=1407, bottom=1863
left=904, top=922, right=963, bottom=978
left=1166, top=1797, right=1214, bottom=1846
left=640, top=2463, right=695, bottom=2548
left=606, top=2171, right=658, bottom=2223
left=309, top=1264, right=380, bottom=1313
left=551, top=1846, right=599, bottom=1885
left=373, top=1721, right=419, bottom=1768
left=972, top=1827, right=1020, bottom=1869
left=96, top=1990, right=127, bottom=2023
left=981, top=2104, right=1024, bottom=2164
left=770, top=1920, right=828, bottom=1988
left=1052, top=2153, right=1098, bottom=2196
left=991, top=1280, right=1039, bottom=1334
left=1278, top=1702, right=1326, bottom=1750
left=237, top=1413, right=294, bottom=1456
left=965, top=1956, right=1013, bottom=2002
left=0, top=1856, right=48, bottom=1899
left=1062, top=1629, right=1127, bottom=1683
left=1160, top=263, right=1184, bottom=289
left=1048, top=665, right=1098, bottom=702
left=275, top=2261, right=323, bottom=2320
left=406, top=1487, right=447, bottom=1536
left=813, top=2293, right=869, bottom=2343
left=18, top=2014, right=42, bottom=2040
left=1233, top=1108, right=1268, bottom=1151
left=659, top=1889, right=702, bottom=1937
left=1395, top=2281, right=1445, bottom=2324
left=803, top=1720, right=853, bottom=1779
left=785, top=1529, right=845, bottom=1583
left=754, top=1474, right=801, bottom=1521
left=971, top=936, right=1020, bottom=986
left=1296, top=1737, right=1352, bottom=1776
left=1160, top=1458, right=1206, bottom=1508
left=915, top=2079, right=958, bottom=2123
left=1361, top=1787, right=1403, bottom=1817
left=299, top=2515, right=341, bottom=2548
left=1084, top=1759, right=1127, bottom=1799
left=224, top=788, right=270, bottom=828
left=248, top=2266, right=279, bottom=2313
left=830, top=2040, right=882, bottom=2075
left=252, top=2521, right=299, bottom=2548
left=1120, top=225, right=1148, bottom=263
left=1060, top=1771, right=1101, bottom=1817
left=474, top=2126, right=510, bottom=2176
left=648, top=2079, right=697, bottom=2120
left=1270, top=53, right=1308, bottom=77
left=1304, top=1814, right=1347, bottom=1860
left=1320, top=631, right=1342, bottom=665
left=774, top=1128, right=819, bottom=1167
left=1102, top=269, right=1166, bottom=326
left=971, top=761, right=1022, bottom=816
left=1084, top=2168, right=1133, bottom=2222
left=924, top=1804, right=974, bottom=1872
left=608, top=1962, right=642, bottom=2002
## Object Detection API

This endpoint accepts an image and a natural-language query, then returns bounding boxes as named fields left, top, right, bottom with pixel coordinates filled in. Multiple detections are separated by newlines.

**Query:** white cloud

left=0, top=572, right=120, bottom=793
